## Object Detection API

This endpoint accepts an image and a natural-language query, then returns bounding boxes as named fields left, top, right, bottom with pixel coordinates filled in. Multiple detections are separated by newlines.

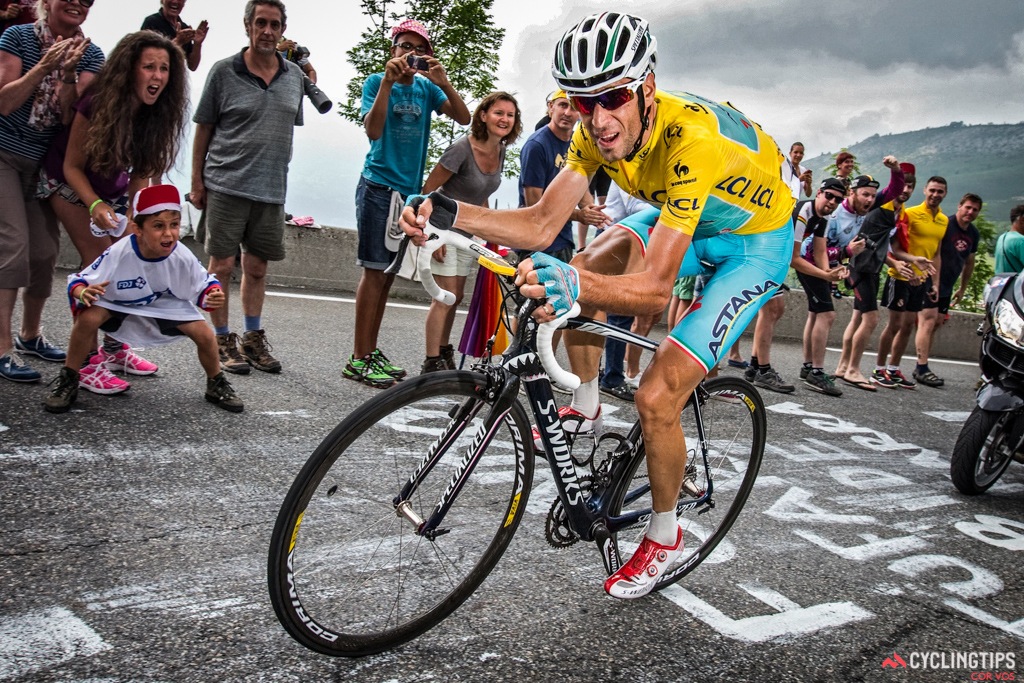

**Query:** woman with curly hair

left=418, top=91, right=522, bottom=373
left=37, top=29, right=188, bottom=394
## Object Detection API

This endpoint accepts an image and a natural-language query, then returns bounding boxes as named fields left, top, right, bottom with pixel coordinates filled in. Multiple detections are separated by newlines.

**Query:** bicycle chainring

left=545, top=497, right=579, bottom=548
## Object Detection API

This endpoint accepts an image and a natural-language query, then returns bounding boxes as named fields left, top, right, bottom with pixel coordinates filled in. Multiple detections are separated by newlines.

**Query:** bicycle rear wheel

left=267, top=371, right=534, bottom=657
left=608, top=376, right=765, bottom=590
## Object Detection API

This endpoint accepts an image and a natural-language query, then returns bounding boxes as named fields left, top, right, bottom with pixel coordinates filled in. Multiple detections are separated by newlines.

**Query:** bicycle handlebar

left=393, top=223, right=581, bottom=390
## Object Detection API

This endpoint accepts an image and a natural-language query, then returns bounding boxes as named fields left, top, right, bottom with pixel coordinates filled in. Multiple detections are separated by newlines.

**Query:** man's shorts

left=99, top=309, right=186, bottom=339
left=355, top=175, right=403, bottom=271
left=796, top=271, right=835, bottom=313
left=849, top=271, right=880, bottom=313
left=922, top=294, right=951, bottom=315
left=516, top=244, right=574, bottom=266
left=201, top=188, right=285, bottom=262
left=882, top=277, right=928, bottom=313
left=673, top=275, right=696, bottom=300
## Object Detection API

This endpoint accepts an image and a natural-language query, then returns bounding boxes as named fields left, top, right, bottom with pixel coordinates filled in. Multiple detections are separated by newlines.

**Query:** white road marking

left=924, top=411, right=971, bottom=422
left=0, top=607, right=110, bottom=681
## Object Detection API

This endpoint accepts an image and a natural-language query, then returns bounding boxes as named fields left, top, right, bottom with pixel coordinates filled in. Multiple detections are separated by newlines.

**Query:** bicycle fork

left=395, top=372, right=525, bottom=539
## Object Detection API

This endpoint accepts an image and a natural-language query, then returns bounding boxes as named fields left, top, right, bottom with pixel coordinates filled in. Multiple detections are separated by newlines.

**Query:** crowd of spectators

left=1, top=0, right=1020, bottom=415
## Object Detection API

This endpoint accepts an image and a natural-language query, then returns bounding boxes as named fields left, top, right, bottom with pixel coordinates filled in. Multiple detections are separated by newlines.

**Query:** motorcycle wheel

left=950, top=407, right=1015, bottom=495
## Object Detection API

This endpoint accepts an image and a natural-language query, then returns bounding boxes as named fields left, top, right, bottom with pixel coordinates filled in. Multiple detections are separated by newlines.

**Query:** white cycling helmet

left=551, top=13, right=657, bottom=95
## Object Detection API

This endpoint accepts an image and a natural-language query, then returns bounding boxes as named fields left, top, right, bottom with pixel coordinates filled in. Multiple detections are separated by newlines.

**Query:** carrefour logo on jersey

left=117, top=277, right=147, bottom=290
left=714, top=175, right=775, bottom=209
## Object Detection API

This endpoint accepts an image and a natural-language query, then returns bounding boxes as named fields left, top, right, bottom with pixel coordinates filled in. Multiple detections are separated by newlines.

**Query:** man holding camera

left=190, top=0, right=303, bottom=376
left=344, top=19, right=469, bottom=388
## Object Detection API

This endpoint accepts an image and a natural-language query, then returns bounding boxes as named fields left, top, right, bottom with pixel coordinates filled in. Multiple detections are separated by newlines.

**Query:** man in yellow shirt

left=877, top=176, right=947, bottom=387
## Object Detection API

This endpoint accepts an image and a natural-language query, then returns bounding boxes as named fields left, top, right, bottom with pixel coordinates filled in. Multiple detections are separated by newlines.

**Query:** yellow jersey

left=890, top=202, right=947, bottom=280
left=565, top=90, right=795, bottom=238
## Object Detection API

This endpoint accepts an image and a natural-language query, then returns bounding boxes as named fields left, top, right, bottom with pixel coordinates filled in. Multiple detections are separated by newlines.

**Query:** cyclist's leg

left=564, top=207, right=659, bottom=405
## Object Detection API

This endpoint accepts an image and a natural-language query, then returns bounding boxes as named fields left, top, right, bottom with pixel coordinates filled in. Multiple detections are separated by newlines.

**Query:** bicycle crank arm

left=591, top=522, right=622, bottom=575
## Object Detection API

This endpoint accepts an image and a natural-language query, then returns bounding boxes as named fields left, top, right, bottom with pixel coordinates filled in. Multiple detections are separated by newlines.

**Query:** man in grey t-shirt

left=190, top=0, right=302, bottom=376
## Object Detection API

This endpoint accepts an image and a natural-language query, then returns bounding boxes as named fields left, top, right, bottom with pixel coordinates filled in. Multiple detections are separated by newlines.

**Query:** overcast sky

left=85, top=0, right=1024, bottom=226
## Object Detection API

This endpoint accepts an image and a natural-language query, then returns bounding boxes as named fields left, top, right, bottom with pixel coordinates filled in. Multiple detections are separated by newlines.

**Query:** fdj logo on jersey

left=117, top=277, right=147, bottom=290
left=715, top=175, right=776, bottom=209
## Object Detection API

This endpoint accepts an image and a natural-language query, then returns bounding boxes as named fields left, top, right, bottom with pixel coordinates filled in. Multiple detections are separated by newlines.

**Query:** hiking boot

left=440, top=344, right=456, bottom=370
left=0, top=352, right=41, bottom=382
left=799, top=366, right=811, bottom=380
left=343, top=353, right=397, bottom=389
left=753, top=368, right=795, bottom=394
left=600, top=382, right=636, bottom=402
left=531, top=405, right=603, bottom=452
left=15, top=334, right=66, bottom=362
left=913, top=369, right=944, bottom=388
left=217, top=333, right=251, bottom=375
left=44, top=366, right=79, bottom=413
left=205, top=372, right=244, bottom=413
left=78, top=355, right=131, bottom=395
left=803, top=371, right=842, bottom=397
left=241, top=329, right=281, bottom=373
left=101, top=343, right=158, bottom=375
left=870, top=369, right=897, bottom=389
left=887, top=368, right=916, bottom=389
left=421, top=356, right=448, bottom=374
left=604, top=525, right=684, bottom=599
left=371, top=348, right=405, bottom=379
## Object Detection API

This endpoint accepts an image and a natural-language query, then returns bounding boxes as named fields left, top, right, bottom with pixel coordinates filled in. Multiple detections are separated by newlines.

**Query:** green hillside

left=803, top=121, right=1024, bottom=227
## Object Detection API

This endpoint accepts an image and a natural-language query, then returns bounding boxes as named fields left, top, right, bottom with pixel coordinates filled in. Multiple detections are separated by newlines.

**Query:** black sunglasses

left=60, top=0, right=95, bottom=7
left=822, top=192, right=844, bottom=202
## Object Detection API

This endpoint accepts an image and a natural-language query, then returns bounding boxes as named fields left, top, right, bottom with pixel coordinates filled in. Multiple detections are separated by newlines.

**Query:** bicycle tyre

left=607, top=376, right=766, bottom=590
left=267, top=371, right=534, bottom=657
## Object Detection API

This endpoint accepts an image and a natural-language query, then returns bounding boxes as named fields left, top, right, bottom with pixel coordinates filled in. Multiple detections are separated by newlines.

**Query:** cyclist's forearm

left=455, top=202, right=570, bottom=251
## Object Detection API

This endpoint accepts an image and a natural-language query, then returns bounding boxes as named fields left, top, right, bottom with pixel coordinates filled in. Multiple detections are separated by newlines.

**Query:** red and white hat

left=132, top=184, right=182, bottom=217
left=391, top=19, right=433, bottom=55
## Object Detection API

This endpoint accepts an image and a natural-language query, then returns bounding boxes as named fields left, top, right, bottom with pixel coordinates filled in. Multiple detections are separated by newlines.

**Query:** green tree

left=340, top=0, right=519, bottom=183
left=955, top=211, right=1000, bottom=313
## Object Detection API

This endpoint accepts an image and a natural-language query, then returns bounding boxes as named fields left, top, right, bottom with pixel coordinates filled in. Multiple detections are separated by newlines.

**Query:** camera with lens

left=406, top=54, right=430, bottom=71
left=291, top=45, right=310, bottom=61
left=302, top=75, right=332, bottom=115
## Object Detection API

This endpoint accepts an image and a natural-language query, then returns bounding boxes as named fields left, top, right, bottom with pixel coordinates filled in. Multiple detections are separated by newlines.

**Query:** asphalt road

left=1, top=279, right=1021, bottom=682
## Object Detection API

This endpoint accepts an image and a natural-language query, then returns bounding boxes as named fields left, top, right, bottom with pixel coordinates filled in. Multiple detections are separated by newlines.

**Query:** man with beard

left=924, top=193, right=982, bottom=351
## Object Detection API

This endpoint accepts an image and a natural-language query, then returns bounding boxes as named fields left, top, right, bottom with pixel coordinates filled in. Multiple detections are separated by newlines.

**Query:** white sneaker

left=604, top=524, right=684, bottom=599
left=625, top=371, right=642, bottom=390
left=79, top=355, right=131, bottom=395
left=531, top=405, right=603, bottom=452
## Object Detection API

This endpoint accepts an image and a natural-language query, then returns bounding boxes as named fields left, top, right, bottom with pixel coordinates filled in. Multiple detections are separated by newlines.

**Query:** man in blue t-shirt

left=517, top=90, right=607, bottom=261
left=345, top=19, right=469, bottom=389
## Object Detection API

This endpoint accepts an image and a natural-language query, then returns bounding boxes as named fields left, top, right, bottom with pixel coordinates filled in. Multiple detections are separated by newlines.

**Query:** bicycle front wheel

left=609, top=376, right=766, bottom=590
left=267, top=371, right=534, bottom=657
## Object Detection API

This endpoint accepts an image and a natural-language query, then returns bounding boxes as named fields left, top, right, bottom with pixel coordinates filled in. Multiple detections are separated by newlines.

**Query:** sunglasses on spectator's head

left=569, top=79, right=644, bottom=116
left=61, top=0, right=95, bottom=7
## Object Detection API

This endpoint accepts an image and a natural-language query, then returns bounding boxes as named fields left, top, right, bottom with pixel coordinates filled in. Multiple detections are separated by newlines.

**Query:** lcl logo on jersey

left=714, top=175, right=776, bottom=209
left=117, top=277, right=147, bottom=290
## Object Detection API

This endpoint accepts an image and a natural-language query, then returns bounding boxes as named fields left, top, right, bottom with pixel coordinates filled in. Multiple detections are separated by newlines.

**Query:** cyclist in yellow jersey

left=400, top=12, right=794, bottom=599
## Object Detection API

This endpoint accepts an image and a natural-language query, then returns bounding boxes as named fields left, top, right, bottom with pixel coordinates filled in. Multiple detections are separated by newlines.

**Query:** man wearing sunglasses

left=402, top=12, right=801, bottom=598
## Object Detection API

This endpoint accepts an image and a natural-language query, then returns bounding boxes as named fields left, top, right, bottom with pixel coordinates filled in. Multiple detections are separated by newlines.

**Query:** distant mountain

left=802, top=122, right=1024, bottom=226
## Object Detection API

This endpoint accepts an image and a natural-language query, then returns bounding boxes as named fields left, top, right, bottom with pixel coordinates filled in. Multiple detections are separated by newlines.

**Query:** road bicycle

left=267, top=227, right=768, bottom=657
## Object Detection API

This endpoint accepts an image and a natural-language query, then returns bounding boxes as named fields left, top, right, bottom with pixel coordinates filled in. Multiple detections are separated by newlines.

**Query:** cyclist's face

left=580, top=74, right=653, bottom=163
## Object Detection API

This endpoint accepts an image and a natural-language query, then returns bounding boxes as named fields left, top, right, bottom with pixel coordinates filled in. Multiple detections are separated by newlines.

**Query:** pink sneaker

left=79, top=355, right=131, bottom=395
left=604, top=525, right=684, bottom=599
left=102, top=343, right=158, bottom=376
left=531, top=405, right=603, bottom=452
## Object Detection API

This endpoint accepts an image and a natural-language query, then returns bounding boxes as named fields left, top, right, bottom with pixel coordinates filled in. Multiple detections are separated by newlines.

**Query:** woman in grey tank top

left=419, top=92, right=522, bottom=373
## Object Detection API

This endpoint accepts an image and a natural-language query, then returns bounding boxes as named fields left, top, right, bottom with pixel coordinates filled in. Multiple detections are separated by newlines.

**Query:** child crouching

left=45, top=185, right=243, bottom=413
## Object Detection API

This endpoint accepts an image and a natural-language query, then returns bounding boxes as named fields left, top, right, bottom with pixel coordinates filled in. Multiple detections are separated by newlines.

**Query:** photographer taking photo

left=277, top=36, right=316, bottom=83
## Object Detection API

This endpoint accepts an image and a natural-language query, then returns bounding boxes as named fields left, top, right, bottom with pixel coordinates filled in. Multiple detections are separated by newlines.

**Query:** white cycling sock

left=647, top=510, right=679, bottom=546
left=570, top=377, right=600, bottom=418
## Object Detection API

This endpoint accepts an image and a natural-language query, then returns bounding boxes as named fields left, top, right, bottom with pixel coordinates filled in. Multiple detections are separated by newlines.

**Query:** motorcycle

left=950, top=272, right=1024, bottom=494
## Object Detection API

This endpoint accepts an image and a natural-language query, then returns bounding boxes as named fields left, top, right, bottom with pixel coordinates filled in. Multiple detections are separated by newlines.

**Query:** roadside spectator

left=837, top=168, right=917, bottom=390
left=277, top=36, right=315, bottom=83
left=995, top=205, right=1024, bottom=273
left=191, top=0, right=303, bottom=376
left=345, top=18, right=469, bottom=388
left=0, top=0, right=103, bottom=383
left=141, top=0, right=208, bottom=72
left=419, top=91, right=521, bottom=374
left=781, top=141, right=812, bottom=199
left=746, top=178, right=850, bottom=394
left=925, top=192, right=982, bottom=350
left=45, top=185, right=243, bottom=414
left=874, top=176, right=948, bottom=389
left=578, top=167, right=611, bottom=248
left=834, top=151, right=856, bottom=193
left=37, top=30, right=187, bottom=394
left=1, top=0, right=35, bottom=34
